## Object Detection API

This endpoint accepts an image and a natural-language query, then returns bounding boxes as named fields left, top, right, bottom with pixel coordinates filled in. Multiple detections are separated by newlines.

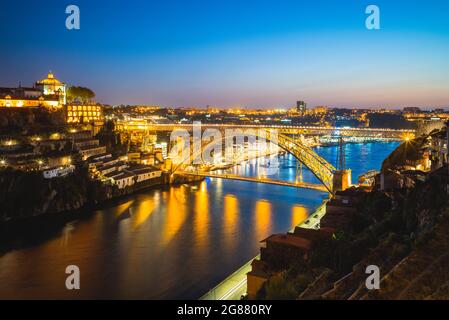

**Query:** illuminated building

left=155, top=142, right=168, bottom=158
left=297, top=100, right=307, bottom=114
left=311, top=106, right=328, bottom=114
left=35, top=72, right=67, bottom=104
left=66, top=104, right=104, bottom=124
left=0, top=94, right=59, bottom=108
left=0, top=72, right=65, bottom=108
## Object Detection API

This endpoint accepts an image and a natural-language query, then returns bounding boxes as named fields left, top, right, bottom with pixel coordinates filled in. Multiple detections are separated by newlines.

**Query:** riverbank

left=0, top=165, right=170, bottom=224
left=0, top=175, right=177, bottom=254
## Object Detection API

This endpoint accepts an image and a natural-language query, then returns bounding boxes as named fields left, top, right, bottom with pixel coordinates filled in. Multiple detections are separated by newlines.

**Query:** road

left=177, top=171, right=328, bottom=192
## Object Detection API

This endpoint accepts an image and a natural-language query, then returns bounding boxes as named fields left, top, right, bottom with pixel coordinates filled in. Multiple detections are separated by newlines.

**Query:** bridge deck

left=176, top=171, right=328, bottom=192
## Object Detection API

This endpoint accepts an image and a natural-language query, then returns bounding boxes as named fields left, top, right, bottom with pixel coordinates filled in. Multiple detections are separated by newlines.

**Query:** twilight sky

left=1, top=0, right=449, bottom=108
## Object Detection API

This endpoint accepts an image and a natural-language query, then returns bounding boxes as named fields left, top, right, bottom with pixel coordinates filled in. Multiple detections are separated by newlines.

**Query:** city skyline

left=1, top=0, right=449, bottom=108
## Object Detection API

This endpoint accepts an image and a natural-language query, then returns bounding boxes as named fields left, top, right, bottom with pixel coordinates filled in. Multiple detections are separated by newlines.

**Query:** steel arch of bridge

left=272, top=131, right=335, bottom=193
left=170, top=129, right=336, bottom=193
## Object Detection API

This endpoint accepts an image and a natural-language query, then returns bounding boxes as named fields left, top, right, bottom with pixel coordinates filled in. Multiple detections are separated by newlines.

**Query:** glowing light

left=292, top=205, right=308, bottom=226
left=223, top=194, right=239, bottom=248
left=162, top=187, right=188, bottom=247
left=133, top=198, right=155, bottom=228
left=194, top=181, right=210, bottom=246
left=255, top=200, right=272, bottom=240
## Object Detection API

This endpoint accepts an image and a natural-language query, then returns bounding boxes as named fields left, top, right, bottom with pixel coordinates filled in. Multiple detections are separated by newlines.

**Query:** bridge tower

left=333, top=137, right=352, bottom=192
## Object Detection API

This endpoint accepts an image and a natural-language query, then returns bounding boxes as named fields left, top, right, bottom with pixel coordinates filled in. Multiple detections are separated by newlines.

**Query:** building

left=78, top=144, right=107, bottom=160
left=127, top=164, right=162, bottom=183
left=96, top=161, right=127, bottom=176
left=246, top=227, right=334, bottom=299
left=155, top=142, right=168, bottom=159
left=246, top=260, right=270, bottom=300
left=260, top=234, right=312, bottom=270
left=0, top=94, right=59, bottom=108
left=311, top=106, right=328, bottom=114
left=35, top=72, right=67, bottom=105
left=111, top=172, right=136, bottom=189
left=0, top=72, right=65, bottom=108
left=43, top=165, right=75, bottom=179
left=297, top=100, right=307, bottom=114
left=430, top=127, right=449, bottom=170
left=66, top=104, right=104, bottom=124
left=403, top=107, right=421, bottom=113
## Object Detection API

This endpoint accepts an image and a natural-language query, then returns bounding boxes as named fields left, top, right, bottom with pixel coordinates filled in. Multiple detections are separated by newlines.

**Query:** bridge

left=116, top=121, right=400, bottom=193
left=116, top=121, right=416, bottom=140
left=176, top=171, right=328, bottom=192
left=169, top=129, right=338, bottom=193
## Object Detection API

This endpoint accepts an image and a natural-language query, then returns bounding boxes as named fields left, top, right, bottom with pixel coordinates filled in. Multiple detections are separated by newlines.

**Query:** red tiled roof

left=261, top=234, right=312, bottom=251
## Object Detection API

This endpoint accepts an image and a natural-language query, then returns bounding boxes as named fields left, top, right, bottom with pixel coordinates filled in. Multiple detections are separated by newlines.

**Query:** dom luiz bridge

left=117, top=121, right=415, bottom=194
left=119, top=122, right=415, bottom=139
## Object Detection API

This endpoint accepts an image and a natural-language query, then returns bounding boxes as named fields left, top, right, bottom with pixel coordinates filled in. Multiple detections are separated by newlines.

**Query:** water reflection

left=292, top=205, right=308, bottom=227
left=194, top=181, right=210, bottom=247
left=163, top=187, right=188, bottom=248
left=254, top=200, right=272, bottom=241
left=133, top=198, right=155, bottom=229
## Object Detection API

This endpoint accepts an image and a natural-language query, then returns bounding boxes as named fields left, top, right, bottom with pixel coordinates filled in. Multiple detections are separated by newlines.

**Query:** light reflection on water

left=0, top=142, right=399, bottom=299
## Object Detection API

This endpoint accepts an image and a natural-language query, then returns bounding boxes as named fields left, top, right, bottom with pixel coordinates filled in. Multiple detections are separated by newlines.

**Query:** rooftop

left=36, top=72, right=64, bottom=86
left=261, top=234, right=312, bottom=251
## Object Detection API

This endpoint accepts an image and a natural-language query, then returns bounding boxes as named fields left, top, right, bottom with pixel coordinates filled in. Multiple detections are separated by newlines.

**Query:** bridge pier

left=332, top=169, right=352, bottom=193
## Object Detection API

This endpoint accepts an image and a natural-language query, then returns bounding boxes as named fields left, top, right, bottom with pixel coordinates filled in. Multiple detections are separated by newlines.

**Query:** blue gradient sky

left=1, top=0, right=449, bottom=108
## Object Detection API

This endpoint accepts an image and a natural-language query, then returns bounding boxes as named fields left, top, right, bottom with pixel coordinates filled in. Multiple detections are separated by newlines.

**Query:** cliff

left=0, top=166, right=168, bottom=223
left=0, top=108, right=65, bottom=135
left=0, top=167, right=89, bottom=222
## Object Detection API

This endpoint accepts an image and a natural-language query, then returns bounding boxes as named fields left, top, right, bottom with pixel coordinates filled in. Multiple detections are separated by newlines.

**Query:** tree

left=67, top=86, right=96, bottom=103
left=263, top=271, right=298, bottom=300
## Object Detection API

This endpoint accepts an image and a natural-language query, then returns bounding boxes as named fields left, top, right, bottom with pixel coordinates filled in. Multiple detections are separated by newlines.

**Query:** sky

left=1, top=0, right=449, bottom=109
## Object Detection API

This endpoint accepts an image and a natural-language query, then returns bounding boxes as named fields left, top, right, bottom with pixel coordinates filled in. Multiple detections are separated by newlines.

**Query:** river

left=0, top=141, right=399, bottom=299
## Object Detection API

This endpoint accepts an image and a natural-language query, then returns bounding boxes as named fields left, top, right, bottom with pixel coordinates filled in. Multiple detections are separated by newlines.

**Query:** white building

left=112, top=172, right=136, bottom=189
left=43, top=165, right=75, bottom=179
